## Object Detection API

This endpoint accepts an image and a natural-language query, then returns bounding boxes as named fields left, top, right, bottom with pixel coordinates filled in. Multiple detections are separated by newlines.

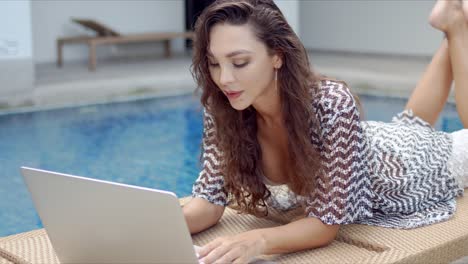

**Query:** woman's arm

left=198, top=216, right=339, bottom=264
left=183, top=197, right=225, bottom=234
left=258, top=217, right=339, bottom=254
left=187, top=109, right=228, bottom=234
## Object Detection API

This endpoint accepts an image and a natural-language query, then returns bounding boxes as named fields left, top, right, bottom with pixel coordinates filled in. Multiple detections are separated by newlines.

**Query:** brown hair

left=191, top=0, right=325, bottom=216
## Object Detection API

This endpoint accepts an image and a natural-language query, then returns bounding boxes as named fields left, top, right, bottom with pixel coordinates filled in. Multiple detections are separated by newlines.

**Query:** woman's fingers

left=199, top=232, right=264, bottom=264
left=200, top=238, right=233, bottom=264
left=232, top=258, right=248, bottom=264
left=198, top=238, right=223, bottom=258
left=213, top=248, right=243, bottom=264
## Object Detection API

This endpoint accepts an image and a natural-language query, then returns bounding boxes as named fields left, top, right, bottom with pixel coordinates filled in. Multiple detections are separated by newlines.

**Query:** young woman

left=182, top=0, right=468, bottom=263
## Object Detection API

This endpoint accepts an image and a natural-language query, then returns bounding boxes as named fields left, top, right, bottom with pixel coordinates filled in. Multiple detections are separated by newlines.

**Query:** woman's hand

left=197, top=230, right=266, bottom=264
left=196, top=217, right=339, bottom=263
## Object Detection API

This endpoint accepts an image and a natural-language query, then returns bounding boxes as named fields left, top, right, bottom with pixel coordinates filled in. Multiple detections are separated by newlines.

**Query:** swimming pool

left=0, top=93, right=463, bottom=237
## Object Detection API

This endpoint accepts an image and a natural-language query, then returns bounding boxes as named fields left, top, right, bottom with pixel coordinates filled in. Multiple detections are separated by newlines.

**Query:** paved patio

left=0, top=49, right=454, bottom=112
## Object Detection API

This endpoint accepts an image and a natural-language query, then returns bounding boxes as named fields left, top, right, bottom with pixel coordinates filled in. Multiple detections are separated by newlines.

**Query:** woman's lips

left=225, top=91, right=243, bottom=99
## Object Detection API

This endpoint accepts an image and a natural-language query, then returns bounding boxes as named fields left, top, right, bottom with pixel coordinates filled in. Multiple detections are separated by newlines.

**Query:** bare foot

left=429, top=0, right=465, bottom=34
left=463, top=0, right=468, bottom=21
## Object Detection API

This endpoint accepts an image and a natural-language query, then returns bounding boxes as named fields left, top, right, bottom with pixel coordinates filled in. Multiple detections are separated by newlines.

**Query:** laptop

left=20, top=167, right=200, bottom=264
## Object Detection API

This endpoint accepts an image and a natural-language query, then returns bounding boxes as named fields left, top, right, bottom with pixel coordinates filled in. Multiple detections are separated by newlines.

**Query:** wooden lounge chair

left=1, top=195, right=467, bottom=264
left=56, top=18, right=194, bottom=71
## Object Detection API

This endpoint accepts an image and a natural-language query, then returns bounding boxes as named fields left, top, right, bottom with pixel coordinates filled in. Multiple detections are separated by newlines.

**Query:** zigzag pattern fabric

left=192, top=80, right=464, bottom=229
left=304, top=81, right=373, bottom=225
left=359, top=109, right=463, bottom=228
left=192, top=110, right=228, bottom=206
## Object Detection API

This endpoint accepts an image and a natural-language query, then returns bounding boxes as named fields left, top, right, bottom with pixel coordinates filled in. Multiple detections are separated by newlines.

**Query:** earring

left=274, top=68, right=278, bottom=91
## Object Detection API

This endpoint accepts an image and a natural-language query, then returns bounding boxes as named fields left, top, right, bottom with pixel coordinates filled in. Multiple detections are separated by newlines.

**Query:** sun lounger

left=1, top=195, right=467, bottom=264
left=56, top=18, right=194, bottom=71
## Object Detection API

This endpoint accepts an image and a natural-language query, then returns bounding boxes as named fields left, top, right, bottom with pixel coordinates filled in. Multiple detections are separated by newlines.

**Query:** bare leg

left=452, top=1, right=468, bottom=127
left=430, top=0, right=468, bottom=128
left=450, top=31, right=468, bottom=128
left=464, top=0, right=468, bottom=19
left=405, top=39, right=452, bottom=126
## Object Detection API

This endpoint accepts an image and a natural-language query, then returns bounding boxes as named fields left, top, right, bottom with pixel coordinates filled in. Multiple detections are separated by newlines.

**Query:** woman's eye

left=233, top=62, right=248, bottom=68
left=208, top=61, right=248, bottom=68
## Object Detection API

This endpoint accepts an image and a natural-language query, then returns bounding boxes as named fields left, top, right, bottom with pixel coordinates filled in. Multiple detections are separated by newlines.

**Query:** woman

left=182, top=0, right=468, bottom=263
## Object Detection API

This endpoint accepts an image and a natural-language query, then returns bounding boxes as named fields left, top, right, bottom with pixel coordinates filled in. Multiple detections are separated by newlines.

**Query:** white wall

left=0, top=0, right=33, bottom=60
left=274, top=0, right=300, bottom=36
left=299, top=0, right=442, bottom=56
left=8, top=0, right=446, bottom=67
left=0, top=0, right=34, bottom=97
left=31, top=0, right=185, bottom=64
left=31, top=0, right=443, bottom=64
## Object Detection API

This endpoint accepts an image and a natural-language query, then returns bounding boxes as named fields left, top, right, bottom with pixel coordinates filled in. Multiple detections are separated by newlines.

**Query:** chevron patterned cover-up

left=192, top=80, right=465, bottom=230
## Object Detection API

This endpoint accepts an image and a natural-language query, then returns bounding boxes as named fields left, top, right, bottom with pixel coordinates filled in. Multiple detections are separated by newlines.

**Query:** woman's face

left=208, top=23, right=281, bottom=111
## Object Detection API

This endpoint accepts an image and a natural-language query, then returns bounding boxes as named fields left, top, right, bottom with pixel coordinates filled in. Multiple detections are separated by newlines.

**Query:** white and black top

left=192, top=80, right=464, bottom=229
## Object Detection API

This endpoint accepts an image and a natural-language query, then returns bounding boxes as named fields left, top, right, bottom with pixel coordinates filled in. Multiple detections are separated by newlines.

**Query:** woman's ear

left=273, top=53, right=283, bottom=69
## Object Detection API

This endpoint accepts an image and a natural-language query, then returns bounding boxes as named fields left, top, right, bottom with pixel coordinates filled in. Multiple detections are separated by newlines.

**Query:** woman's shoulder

left=312, top=79, right=356, bottom=112
left=314, top=79, right=353, bottom=100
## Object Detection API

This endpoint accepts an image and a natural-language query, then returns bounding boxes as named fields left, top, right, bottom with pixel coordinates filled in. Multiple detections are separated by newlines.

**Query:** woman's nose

left=219, top=66, right=235, bottom=85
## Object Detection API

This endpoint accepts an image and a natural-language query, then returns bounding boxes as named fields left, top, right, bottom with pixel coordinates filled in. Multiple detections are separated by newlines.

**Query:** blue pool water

left=0, top=94, right=463, bottom=237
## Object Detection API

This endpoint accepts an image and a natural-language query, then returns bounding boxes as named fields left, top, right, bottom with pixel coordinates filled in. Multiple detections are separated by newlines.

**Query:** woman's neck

left=253, top=87, right=283, bottom=128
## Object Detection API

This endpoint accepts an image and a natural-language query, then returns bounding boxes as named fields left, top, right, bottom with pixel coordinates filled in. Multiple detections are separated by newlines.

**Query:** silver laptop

left=20, top=167, right=199, bottom=264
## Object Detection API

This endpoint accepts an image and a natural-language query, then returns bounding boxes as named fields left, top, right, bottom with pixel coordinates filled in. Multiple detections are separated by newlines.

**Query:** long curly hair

left=191, top=0, right=326, bottom=216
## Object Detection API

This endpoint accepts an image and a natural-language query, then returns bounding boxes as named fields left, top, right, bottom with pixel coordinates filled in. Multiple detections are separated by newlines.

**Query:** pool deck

left=0, top=49, right=456, bottom=112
